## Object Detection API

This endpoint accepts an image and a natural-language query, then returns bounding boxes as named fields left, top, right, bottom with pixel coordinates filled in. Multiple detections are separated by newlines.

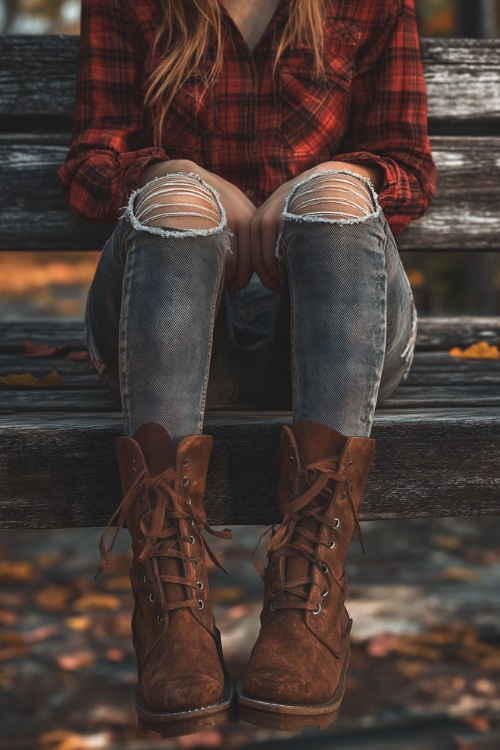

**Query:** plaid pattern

left=58, top=0, right=437, bottom=236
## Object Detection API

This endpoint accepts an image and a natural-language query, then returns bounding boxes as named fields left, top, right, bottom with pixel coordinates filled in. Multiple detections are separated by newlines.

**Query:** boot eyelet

left=196, top=581, right=204, bottom=590
left=137, top=482, right=143, bottom=489
left=198, top=599, right=204, bottom=609
left=131, top=467, right=137, bottom=475
left=182, top=476, right=190, bottom=486
left=321, top=563, right=328, bottom=574
left=288, top=453, right=295, bottom=464
left=346, top=460, right=353, bottom=468
left=138, top=537, right=145, bottom=544
left=270, top=602, right=276, bottom=611
left=189, top=535, right=195, bottom=545
left=333, top=518, right=340, bottom=528
left=312, top=603, right=322, bottom=615
left=271, top=589, right=276, bottom=597
left=182, top=455, right=190, bottom=467
left=341, top=492, right=347, bottom=500
left=288, top=491, right=293, bottom=500
left=193, top=559, right=199, bottom=568
left=186, top=496, right=192, bottom=505
left=328, top=540, right=336, bottom=549
left=149, top=593, right=155, bottom=602
left=321, top=589, right=329, bottom=598
left=271, top=560, right=277, bottom=569
left=288, top=477, right=293, bottom=485
left=157, top=615, right=164, bottom=623
left=143, top=575, right=147, bottom=583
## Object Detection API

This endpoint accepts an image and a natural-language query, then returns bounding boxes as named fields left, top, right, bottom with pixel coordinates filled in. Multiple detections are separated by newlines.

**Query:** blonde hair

left=144, top=0, right=329, bottom=146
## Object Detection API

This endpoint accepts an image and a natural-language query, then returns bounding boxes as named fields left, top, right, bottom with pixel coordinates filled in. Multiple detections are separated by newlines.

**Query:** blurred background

left=1, top=3, right=500, bottom=750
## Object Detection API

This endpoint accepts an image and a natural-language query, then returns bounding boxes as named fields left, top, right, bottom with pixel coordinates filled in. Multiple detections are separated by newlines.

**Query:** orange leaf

left=449, top=341, right=499, bottom=360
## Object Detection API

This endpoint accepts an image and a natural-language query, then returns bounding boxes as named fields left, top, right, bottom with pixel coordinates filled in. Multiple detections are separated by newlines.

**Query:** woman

left=58, top=0, right=437, bottom=737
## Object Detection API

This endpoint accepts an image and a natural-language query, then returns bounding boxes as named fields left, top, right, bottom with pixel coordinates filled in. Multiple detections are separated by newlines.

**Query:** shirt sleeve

left=332, top=0, right=437, bottom=236
left=57, top=0, right=169, bottom=224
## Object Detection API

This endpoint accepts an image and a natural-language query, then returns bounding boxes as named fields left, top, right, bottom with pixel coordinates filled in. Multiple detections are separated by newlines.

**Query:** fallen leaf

left=104, top=648, right=126, bottom=662
left=56, top=651, right=96, bottom=671
left=22, top=339, right=72, bottom=358
left=0, top=369, right=64, bottom=387
left=24, top=624, right=61, bottom=643
left=449, top=341, right=499, bottom=360
left=65, top=616, right=92, bottom=632
left=35, top=586, right=72, bottom=613
left=0, top=560, right=36, bottom=582
left=65, top=350, right=90, bottom=361
left=73, top=593, right=121, bottom=611
left=442, top=567, right=480, bottom=583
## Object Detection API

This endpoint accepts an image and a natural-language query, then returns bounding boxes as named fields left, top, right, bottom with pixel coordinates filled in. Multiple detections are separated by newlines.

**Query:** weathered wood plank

left=2, top=317, right=500, bottom=353
left=1, top=137, right=500, bottom=251
left=1, top=37, right=499, bottom=126
left=1, top=408, right=500, bottom=528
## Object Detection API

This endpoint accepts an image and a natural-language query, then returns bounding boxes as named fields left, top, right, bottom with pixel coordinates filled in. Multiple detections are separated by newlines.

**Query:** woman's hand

left=137, top=159, right=256, bottom=294
left=250, top=160, right=384, bottom=294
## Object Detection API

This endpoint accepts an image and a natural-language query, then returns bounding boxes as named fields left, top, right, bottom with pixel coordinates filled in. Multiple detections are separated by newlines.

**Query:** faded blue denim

left=84, top=169, right=417, bottom=440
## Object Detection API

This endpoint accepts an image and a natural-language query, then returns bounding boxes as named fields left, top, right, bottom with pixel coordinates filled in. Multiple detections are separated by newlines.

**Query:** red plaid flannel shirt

left=58, top=0, right=437, bottom=236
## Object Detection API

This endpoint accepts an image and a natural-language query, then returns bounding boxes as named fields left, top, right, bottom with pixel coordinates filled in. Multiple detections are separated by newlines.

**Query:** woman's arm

left=58, top=0, right=169, bottom=224
left=332, top=0, right=437, bottom=236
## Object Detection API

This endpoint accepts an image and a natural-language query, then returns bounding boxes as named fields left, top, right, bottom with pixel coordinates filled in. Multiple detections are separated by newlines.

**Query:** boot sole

left=136, top=672, right=236, bottom=737
left=235, top=675, right=345, bottom=732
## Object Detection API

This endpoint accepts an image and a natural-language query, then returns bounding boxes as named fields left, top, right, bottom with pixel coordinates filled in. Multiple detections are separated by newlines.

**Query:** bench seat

left=2, top=317, right=500, bottom=528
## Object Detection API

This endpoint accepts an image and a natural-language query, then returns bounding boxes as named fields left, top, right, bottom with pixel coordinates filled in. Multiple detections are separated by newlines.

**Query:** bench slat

left=1, top=408, right=500, bottom=528
left=1, top=136, right=499, bottom=251
left=2, top=317, right=499, bottom=352
left=1, top=37, right=499, bottom=126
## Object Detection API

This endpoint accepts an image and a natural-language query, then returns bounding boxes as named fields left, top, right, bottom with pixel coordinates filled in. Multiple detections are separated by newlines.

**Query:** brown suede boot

left=97, top=422, right=235, bottom=737
left=237, top=419, right=375, bottom=731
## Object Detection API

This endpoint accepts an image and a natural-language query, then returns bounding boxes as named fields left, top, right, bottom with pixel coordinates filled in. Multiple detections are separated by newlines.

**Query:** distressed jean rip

left=123, top=171, right=231, bottom=251
left=275, top=168, right=383, bottom=265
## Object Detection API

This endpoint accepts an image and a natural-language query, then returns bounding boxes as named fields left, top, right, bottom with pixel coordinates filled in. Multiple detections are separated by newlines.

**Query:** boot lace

left=253, top=455, right=364, bottom=613
left=95, top=467, right=232, bottom=611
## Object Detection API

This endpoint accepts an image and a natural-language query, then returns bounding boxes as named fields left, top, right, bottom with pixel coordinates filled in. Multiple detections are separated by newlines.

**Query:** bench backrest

left=0, top=36, right=499, bottom=252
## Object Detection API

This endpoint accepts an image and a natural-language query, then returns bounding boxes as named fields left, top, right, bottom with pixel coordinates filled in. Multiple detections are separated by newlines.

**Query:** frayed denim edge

left=275, top=168, right=383, bottom=262
left=121, top=171, right=231, bottom=246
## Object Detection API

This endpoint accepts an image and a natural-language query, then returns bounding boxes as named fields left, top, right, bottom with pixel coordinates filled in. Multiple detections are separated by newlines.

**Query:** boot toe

left=144, top=673, right=225, bottom=713
left=243, top=664, right=329, bottom=705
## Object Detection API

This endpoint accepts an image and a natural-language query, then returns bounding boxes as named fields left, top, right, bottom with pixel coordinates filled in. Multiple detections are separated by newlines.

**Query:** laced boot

left=237, top=419, right=375, bottom=731
left=97, top=421, right=235, bottom=737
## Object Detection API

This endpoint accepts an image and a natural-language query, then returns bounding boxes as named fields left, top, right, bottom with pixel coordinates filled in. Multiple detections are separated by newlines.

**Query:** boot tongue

left=133, top=422, right=175, bottom=473
left=284, top=421, right=347, bottom=604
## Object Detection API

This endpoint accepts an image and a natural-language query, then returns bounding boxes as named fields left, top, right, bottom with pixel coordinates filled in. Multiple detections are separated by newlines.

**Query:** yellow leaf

left=0, top=369, right=64, bottom=387
left=449, top=341, right=499, bottom=360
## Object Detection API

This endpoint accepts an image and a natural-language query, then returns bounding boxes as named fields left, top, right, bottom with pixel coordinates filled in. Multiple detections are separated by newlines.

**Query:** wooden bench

left=1, top=35, right=500, bottom=529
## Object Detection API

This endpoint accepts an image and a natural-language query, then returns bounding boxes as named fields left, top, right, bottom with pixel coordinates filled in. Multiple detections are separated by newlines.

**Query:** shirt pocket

left=277, top=21, right=361, bottom=155
left=142, top=54, right=219, bottom=154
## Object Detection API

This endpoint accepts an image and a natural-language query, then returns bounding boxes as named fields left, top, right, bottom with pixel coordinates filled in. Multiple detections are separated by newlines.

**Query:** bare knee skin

left=288, top=171, right=375, bottom=220
left=133, top=174, right=222, bottom=231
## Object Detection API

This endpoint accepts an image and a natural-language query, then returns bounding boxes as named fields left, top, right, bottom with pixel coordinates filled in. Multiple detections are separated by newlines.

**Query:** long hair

left=144, top=0, right=329, bottom=146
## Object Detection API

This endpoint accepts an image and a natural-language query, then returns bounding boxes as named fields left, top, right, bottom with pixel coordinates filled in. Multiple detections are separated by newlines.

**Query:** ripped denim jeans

left=84, top=168, right=417, bottom=441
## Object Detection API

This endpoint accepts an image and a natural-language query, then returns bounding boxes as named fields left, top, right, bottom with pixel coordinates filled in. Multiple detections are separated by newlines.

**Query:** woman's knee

left=285, top=169, right=379, bottom=222
left=130, top=172, right=224, bottom=232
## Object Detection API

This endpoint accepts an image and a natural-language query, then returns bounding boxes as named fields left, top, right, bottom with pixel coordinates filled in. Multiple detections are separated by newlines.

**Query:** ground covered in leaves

left=1, top=516, right=500, bottom=750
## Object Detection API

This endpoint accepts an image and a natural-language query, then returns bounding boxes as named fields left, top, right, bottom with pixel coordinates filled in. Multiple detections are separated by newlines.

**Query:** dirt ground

left=1, top=514, right=500, bottom=750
